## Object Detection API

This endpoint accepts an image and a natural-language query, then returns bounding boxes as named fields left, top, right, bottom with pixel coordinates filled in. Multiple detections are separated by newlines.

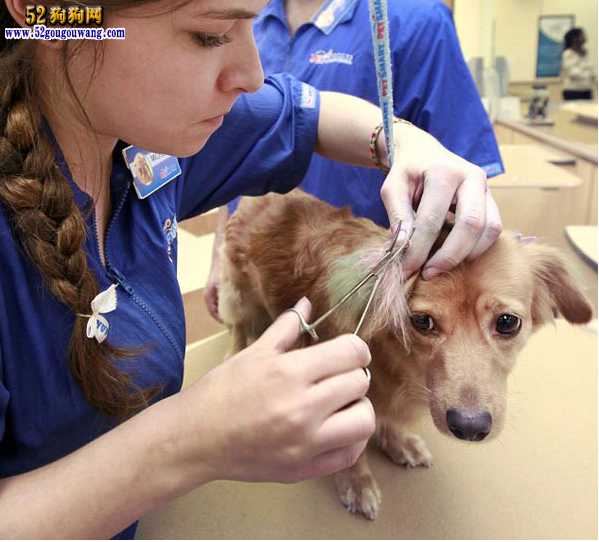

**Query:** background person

left=561, top=27, right=596, bottom=101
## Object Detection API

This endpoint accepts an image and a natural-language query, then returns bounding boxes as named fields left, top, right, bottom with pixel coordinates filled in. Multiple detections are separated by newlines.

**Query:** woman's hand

left=169, top=297, right=375, bottom=486
left=380, top=122, right=503, bottom=280
left=315, top=92, right=502, bottom=280
left=0, top=297, right=372, bottom=539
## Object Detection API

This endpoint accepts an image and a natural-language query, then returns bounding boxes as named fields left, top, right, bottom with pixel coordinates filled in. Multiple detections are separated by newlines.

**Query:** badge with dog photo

left=122, top=145, right=182, bottom=199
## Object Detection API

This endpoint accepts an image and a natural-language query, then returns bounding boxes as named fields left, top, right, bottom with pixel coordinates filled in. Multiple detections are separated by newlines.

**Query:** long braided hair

left=0, top=1, right=188, bottom=418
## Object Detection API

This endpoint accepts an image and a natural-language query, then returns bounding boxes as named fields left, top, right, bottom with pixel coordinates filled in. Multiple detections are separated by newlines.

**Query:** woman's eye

left=495, top=314, right=522, bottom=336
left=194, top=33, right=232, bottom=48
left=410, top=314, right=434, bottom=332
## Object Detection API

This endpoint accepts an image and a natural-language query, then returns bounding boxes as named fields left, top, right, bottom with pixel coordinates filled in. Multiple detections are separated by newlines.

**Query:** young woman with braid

left=0, top=0, right=501, bottom=538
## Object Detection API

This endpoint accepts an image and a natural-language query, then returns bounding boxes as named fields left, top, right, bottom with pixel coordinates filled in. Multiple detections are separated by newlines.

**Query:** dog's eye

left=496, top=314, right=521, bottom=336
left=411, top=314, right=434, bottom=332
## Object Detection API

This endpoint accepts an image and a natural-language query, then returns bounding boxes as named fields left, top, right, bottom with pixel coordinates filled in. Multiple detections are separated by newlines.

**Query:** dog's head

left=325, top=231, right=592, bottom=442
left=403, top=233, right=592, bottom=442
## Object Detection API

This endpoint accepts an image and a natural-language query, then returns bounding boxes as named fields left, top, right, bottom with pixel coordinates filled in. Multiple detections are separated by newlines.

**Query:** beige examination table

left=136, top=317, right=597, bottom=540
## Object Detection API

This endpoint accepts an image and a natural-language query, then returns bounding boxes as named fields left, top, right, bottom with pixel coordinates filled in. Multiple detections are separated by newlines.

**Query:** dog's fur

left=218, top=189, right=593, bottom=520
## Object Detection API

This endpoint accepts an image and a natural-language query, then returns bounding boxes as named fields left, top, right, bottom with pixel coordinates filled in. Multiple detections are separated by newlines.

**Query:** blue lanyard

left=368, top=0, right=395, bottom=167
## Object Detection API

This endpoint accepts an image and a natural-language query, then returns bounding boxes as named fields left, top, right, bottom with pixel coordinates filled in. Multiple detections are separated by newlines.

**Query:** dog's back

left=220, top=190, right=389, bottom=338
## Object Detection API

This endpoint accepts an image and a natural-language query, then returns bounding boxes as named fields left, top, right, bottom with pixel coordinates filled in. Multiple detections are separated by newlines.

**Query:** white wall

left=454, top=0, right=598, bottom=82
left=494, top=0, right=545, bottom=81
left=453, top=0, right=484, bottom=64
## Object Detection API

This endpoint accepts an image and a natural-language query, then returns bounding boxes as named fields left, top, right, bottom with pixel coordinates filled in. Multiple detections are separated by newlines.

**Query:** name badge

left=122, top=145, right=182, bottom=199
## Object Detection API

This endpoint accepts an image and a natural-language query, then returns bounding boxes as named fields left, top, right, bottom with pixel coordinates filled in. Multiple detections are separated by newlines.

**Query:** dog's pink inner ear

left=532, top=255, right=593, bottom=325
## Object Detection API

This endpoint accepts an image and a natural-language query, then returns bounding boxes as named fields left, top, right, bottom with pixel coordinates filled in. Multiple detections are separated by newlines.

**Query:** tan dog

left=218, top=189, right=593, bottom=520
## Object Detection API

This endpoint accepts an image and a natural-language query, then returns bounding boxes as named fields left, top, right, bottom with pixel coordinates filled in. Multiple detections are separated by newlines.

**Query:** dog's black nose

left=446, top=409, right=492, bottom=441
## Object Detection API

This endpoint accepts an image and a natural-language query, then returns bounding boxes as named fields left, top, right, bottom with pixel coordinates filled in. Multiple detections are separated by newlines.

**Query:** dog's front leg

left=333, top=451, right=381, bottom=520
left=376, top=418, right=433, bottom=468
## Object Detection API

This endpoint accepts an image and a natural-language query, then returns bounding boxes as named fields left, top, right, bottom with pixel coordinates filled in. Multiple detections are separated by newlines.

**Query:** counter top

left=565, top=225, right=598, bottom=268
left=490, top=144, right=583, bottom=189
left=497, top=113, right=598, bottom=164
left=559, top=101, right=599, bottom=122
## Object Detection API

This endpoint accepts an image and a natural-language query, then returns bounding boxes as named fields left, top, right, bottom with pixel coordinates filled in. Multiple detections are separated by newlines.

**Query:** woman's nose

left=219, top=26, right=264, bottom=94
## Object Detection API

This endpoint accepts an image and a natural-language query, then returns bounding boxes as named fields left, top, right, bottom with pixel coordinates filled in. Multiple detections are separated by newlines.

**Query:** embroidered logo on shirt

left=163, top=215, right=178, bottom=262
left=309, top=49, right=354, bottom=65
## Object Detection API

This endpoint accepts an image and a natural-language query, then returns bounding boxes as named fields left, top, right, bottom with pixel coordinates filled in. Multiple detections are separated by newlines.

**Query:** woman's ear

left=4, top=1, right=62, bottom=50
left=528, top=243, right=593, bottom=327
left=5, top=0, right=32, bottom=28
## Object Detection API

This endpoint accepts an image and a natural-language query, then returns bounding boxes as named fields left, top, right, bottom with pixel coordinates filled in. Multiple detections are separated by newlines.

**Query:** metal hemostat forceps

left=287, top=222, right=415, bottom=382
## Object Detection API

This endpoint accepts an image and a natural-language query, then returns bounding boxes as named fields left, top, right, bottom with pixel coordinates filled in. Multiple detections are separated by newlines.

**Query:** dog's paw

left=334, top=470, right=382, bottom=520
left=381, top=432, right=433, bottom=468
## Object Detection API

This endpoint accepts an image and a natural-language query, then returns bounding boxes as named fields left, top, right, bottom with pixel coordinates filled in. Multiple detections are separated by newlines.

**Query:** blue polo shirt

left=230, top=0, right=504, bottom=227
left=0, top=74, right=319, bottom=539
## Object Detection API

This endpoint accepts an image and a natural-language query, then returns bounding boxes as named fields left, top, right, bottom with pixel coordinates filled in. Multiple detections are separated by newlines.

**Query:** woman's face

left=66, top=0, right=267, bottom=157
left=575, top=32, right=587, bottom=49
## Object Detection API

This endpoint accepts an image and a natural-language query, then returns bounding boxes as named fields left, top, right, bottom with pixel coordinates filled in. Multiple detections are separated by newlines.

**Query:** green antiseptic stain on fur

left=325, top=251, right=374, bottom=326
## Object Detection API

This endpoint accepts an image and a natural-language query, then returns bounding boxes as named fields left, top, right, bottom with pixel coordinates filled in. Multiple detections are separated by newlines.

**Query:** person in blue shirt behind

left=205, top=0, right=504, bottom=321
left=0, top=0, right=502, bottom=538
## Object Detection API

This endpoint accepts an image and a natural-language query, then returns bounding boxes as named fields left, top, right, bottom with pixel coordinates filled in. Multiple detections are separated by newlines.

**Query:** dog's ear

left=527, top=243, right=593, bottom=327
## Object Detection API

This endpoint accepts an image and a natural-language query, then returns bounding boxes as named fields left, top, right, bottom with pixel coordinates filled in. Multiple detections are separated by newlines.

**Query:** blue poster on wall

left=536, top=15, right=575, bottom=77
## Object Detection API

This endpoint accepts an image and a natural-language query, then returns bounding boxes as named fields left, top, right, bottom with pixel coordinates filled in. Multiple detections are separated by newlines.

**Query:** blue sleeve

left=0, top=353, right=5, bottom=446
left=176, top=74, right=320, bottom=220
left=0, top=330, right=6, bottom=446
left=393, top=1, right=504, bottom=177
left=0, top=250, right=8, bottom=447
